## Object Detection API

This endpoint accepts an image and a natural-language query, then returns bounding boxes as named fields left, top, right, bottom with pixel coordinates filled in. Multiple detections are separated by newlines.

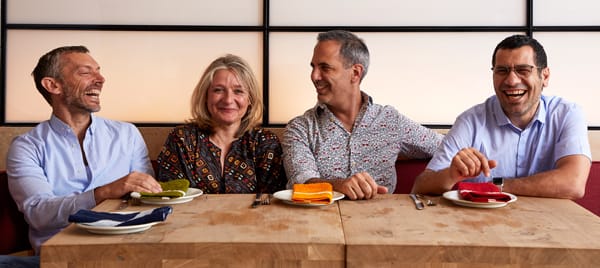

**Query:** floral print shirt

left=282, top=92, right=443, bottom=192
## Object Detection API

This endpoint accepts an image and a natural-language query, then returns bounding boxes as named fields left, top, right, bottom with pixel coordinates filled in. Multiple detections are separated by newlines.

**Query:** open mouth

left=85, top=89, right=101, bottom=97
left=314, top=81, right=328, bottom=90
left=504, top=90, right=526, bottom=98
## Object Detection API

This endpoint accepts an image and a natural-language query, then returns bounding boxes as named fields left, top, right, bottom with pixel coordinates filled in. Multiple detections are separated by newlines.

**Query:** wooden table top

left=41, top=194, right=345, bottom=268
left=339, top=194, right=600, bottom=268
left=40, top=193, right=600, bottom=268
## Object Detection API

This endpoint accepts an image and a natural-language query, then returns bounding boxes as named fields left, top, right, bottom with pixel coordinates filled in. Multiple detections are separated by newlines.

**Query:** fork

left=251, top=192, right=262, bottom=208
left=261, top=194, right=271, bottom=205
left=416, top=194, right=436, bottom=206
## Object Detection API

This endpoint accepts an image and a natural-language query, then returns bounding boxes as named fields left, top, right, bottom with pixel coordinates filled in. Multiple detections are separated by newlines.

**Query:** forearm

left=23, top=191, right=96, bottom=231
left=93, top=185, right=113, bottom=205
left=411, top=168, right=457, bottom=195
left=504, top=156, right=590, bottom=199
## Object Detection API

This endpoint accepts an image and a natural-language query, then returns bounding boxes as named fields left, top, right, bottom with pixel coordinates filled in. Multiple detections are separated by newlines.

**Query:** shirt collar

left=493, top=95, right=546, bottom=129
left=48, top=113, right=97, bottom=136
left=316, top=91, right=373, bottom=114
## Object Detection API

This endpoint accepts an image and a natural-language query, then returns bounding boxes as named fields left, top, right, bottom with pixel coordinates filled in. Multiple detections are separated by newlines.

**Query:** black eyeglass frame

left=491, top=64, right=543, bottom=78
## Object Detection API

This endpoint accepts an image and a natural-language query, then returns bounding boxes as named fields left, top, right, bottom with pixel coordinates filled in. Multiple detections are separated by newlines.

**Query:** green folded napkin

left=140, top=179, right=190, bottom=198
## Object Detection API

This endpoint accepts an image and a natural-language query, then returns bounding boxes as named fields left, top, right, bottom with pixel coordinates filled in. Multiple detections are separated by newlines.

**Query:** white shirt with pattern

left=282, top=92, right=443, bottom=192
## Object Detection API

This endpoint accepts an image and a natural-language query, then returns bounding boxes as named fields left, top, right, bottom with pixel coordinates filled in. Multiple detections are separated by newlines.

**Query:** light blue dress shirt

left=427, top=95, right=591, bottom=182
left=6, top=114, right=154, bottom=254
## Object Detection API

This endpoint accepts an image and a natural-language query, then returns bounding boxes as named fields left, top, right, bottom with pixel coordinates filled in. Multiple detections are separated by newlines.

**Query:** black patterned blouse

left=156, top=124, right=286, bottom=194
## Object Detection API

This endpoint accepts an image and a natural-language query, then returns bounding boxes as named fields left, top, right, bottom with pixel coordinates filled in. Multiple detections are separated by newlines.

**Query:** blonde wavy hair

left=189, top=54, right=262, bottom=137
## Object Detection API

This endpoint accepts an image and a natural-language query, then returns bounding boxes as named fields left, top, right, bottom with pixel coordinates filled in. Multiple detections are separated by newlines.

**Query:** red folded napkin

left=457, top=182, right=512, bottom=203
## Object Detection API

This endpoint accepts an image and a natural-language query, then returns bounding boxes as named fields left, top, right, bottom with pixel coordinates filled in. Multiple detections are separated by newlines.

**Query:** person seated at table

left=282, top=30, right=443, bottom=200
left=411, top=35, right=591, bottom=199
left=6, top=46, right=162, bottom=259
left=156, top=54, right=286, bottom=194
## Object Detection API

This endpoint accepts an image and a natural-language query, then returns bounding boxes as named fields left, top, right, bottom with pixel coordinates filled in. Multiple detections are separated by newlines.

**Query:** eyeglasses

left=491, top=64, right=540, bottom=78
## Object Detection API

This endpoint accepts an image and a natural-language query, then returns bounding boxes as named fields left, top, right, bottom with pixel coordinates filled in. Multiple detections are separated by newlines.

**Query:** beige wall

left=5, top=1, right=600, bottom=126
left=1, top=126, right=599, bottom=170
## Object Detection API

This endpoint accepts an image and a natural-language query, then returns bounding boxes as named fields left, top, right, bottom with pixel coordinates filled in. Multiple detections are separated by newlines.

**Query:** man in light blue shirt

left=412, top=35, right=591, bottom=199
left=6, top=46, right=163, bottom=257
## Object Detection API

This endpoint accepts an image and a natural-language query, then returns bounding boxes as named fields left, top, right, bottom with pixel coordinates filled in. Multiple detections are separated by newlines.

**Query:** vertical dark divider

left=1, top=0, right=7, bottom=124
left=527, top=0, right=534, bottom=37
left=262, top=0, right=270, bottom=127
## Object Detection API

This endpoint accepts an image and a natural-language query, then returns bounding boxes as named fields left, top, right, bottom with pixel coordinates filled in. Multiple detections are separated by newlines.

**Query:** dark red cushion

left=575, top=161, right=600, bottom=216
left=0, top=170, right=32, bottom=254
left=393, top=159, right=428, bottom=194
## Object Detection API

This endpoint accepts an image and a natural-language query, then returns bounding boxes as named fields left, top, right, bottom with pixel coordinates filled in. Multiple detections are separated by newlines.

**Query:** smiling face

left=56, top=52, right=105, bottom=114
left=206, top=69, right=250, bottom=127
left=492, top=46, right=550, bottom=128
left=310, top=40, right=358, bottom=107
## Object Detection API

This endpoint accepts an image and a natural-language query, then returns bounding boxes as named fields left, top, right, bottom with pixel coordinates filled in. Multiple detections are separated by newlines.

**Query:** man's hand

left=449, top=147, right=497, bottom=182
left=94, top=171, right=162, bottom=204
left=332, top=172, right=388, bottom=200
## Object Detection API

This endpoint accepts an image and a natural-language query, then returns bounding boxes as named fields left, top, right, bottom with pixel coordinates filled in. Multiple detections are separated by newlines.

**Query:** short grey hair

left=317, top=30, right=370, bottom=81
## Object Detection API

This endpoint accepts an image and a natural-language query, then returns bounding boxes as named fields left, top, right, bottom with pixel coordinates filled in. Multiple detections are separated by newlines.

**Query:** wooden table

left=41, top=194, right=345, bottom=268
left=340, top=194, right=600, bottom=268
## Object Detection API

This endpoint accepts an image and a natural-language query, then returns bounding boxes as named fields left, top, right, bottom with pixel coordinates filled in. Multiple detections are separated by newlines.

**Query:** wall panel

left=5, top=30, right=262, bottom=123
left=2, top=0, right=599, bottom=127
left=7, top=0, right=262, bottom=25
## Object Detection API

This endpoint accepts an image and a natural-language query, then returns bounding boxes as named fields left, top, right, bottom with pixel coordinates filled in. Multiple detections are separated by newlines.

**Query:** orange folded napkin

left=292, top=183, right=334, bottom=205
left=457, top=182, right=511, bottom=203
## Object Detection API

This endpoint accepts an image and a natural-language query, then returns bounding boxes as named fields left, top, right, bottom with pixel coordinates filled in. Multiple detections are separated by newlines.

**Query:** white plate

left=273, top=189, right=345, bottom=207
left=76, top=221, right=159, bottom=235
left=140, top=188, right=203, bottom=205
left=442, top=190, right=517, bottom=208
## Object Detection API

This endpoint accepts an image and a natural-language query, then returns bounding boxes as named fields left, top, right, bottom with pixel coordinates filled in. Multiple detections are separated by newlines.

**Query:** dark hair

left=31, top=46, right=90, bottom=104
left=492, top=35, right=547, bottom=69
left=317, top=30, right=370, bottom=81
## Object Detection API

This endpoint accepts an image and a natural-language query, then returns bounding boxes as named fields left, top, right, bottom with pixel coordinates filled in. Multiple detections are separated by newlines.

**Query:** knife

left=409, top=194, right=425, bottom=210
left=251, top=192, right=262, bottom=208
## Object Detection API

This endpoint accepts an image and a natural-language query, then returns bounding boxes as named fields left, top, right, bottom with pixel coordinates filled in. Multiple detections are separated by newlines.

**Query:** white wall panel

left=5, top=30, right=262, bottom=123
left=269, top=32, right=518, bottom=125
left=270, top=0, right=525, bottom=26
left=533, top=32, right=600, bottom=125
left=7, top=0, right=262, bottom=25
left=533, top=0, right=600, bottom=26
left=3, top=0, right=600, bottom=126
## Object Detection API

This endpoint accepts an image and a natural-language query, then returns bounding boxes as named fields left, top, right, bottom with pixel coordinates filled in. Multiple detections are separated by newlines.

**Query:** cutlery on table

left=409, top=193, right=425, bottom=210
left=261, top=194, right=271, bottom=205
left=416, top=194, right=436, bottom=206
left=118, top=193, right=130, bottom=210
left=118, top=199, right=129, bottom=210
left=251, top=192, right=262, bottom=208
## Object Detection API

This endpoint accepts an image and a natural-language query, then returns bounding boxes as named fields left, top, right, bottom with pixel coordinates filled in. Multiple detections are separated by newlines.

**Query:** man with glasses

left=411, top=34, right=591, bottom=199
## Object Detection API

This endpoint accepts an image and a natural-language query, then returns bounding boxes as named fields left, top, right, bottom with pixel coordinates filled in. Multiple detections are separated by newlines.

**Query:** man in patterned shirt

left=282, top=30, right=443, bottom=200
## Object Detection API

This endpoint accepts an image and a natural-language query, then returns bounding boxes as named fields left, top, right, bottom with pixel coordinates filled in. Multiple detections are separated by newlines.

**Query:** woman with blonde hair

left=156, top=54, right=286, bottom=194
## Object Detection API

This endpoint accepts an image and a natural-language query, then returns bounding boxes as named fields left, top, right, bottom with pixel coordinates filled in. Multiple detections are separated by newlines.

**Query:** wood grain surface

left=340, top=194, right=600, bottom=268
left=41, top=194, right=345, bottom=268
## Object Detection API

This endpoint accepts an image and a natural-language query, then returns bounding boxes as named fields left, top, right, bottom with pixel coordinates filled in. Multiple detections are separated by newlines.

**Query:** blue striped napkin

left=68, top=206, right=173, bottom=227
